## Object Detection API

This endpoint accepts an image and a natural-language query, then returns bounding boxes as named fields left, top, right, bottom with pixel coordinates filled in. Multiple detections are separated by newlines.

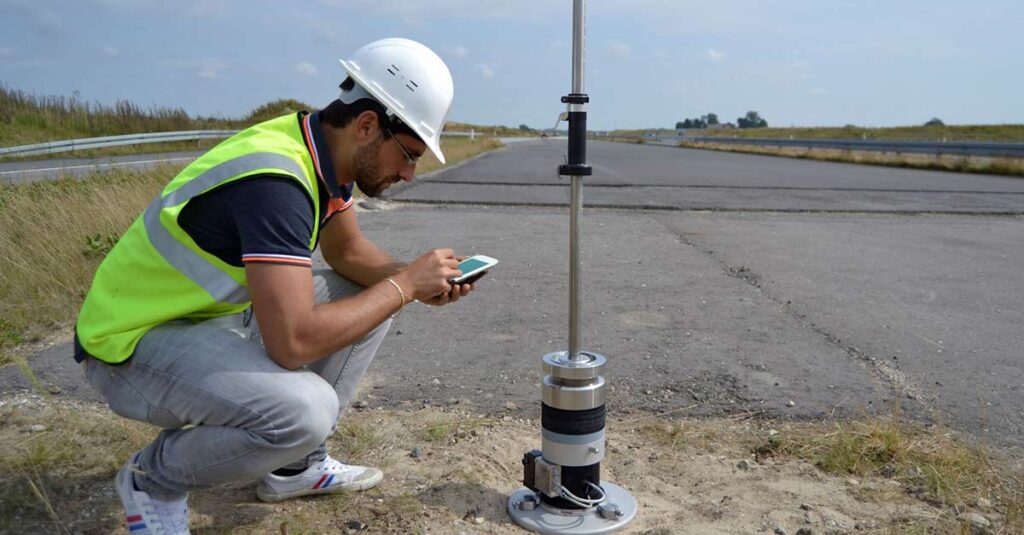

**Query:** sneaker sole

left=256, top=470, right=383, bottom=503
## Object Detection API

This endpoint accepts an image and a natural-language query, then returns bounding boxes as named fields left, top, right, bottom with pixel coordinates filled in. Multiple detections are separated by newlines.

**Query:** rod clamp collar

left=559, top=164, right=592, bottom=176
left=561, top=93, right=590, bottom=104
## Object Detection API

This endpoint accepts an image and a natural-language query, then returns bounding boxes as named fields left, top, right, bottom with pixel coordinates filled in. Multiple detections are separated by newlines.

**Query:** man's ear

left=354, top=110, right=380, bottom=141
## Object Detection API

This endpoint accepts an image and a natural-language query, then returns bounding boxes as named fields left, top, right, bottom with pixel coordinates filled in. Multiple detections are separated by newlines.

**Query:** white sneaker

left=116, top=453, right=191, bottom=534
left=256, top=455, right=383, bottom=502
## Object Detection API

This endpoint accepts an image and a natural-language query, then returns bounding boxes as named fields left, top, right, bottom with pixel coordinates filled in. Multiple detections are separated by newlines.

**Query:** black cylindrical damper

left=567, top=111, right=587, bottom=166
left=542, top=403, right=605, bottom=435
left=541, top=403, right=605, bottom=509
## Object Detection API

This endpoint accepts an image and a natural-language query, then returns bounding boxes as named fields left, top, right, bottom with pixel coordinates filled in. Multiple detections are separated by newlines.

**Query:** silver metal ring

left=542, top=375, right=605, bottom=410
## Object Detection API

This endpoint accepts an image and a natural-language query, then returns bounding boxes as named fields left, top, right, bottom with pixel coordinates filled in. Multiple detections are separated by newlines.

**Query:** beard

left=353, top=137, right=402, bottom=198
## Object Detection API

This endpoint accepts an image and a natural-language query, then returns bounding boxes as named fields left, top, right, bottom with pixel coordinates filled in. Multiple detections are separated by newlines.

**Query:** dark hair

left=320, top=77, right=419, bottom=140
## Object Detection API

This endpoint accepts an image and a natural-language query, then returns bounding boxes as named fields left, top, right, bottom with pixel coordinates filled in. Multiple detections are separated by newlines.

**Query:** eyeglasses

left=385, top=128, right=420, bottom=167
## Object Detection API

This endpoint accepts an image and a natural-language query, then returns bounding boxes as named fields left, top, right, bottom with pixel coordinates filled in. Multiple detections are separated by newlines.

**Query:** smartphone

left=450, top=254, right=498, bottom=285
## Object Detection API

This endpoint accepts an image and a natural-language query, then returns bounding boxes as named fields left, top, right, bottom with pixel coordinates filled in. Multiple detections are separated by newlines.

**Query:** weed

left=82, top=233, right=119, bottom=258
left=333, top=420, right=384, bottom=462
left=424, top=422, right=451, bottom=443
left=760, top=413, right=1005, bottom=508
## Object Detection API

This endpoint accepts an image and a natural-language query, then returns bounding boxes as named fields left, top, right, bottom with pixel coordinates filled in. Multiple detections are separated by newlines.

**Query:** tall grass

left=0, top=85, right=226, bottom=146
left=0, top=85, right=313, bottom=147
left=0, top=167, right=175, bottom=361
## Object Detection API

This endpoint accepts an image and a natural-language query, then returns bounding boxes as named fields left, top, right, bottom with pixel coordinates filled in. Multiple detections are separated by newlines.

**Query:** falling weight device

left=507, top=1, right=637, bottom=533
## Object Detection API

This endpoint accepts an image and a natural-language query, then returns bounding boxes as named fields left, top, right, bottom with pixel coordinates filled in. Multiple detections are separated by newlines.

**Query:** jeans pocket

left=88, top=363, right=153, bottom=424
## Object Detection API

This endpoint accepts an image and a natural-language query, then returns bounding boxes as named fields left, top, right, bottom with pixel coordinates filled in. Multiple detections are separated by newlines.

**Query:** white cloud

left=477, top=63, right=495, bottom=79
left=608, top=40, right=631, bottom=59
left=705, top=49, right=727, bottom=63
left=294, top=61, right=318, bottom=76
left=450, top=45, right=469, bottom=59
left=102, top=47, right=118, bottom=58
left=196, top=59, right=227, bottom=79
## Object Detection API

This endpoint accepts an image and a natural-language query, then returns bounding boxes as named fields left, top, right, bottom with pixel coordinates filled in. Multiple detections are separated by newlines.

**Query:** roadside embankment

left=680, top=141, right=1024, bottom=177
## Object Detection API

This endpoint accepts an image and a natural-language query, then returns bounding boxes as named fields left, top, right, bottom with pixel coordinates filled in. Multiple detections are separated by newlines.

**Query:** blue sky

left=1, top=0, right=1021, bottom=130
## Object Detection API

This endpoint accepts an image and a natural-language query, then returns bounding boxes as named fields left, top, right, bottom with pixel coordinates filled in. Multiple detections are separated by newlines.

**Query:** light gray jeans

left=84, top=270, right=391, bottom=500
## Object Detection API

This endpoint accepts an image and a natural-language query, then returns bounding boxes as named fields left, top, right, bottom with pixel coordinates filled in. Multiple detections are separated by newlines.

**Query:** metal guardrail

left=0, top=129, right=479, bottom=158
left=679, top=136, right=1024, bottom=158
left=0, top=130, right=240, bottom=158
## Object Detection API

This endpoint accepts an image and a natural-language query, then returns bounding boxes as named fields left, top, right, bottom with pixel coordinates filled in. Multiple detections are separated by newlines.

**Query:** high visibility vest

left=76, top=113, right=322, bottom=363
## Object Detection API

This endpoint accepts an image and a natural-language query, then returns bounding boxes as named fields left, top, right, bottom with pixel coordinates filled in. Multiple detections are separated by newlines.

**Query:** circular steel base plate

left=507, top=482, right=637, bottom=534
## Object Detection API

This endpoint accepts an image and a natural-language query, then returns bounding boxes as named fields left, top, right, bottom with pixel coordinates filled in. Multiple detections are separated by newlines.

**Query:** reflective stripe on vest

left=142, top=152, right=305, bottom=304
left=76, top=113, right=321, bottom=363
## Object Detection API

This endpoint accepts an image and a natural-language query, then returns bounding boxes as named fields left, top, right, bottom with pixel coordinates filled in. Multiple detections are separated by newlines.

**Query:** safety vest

left=76, top=113, right=322, bottom=363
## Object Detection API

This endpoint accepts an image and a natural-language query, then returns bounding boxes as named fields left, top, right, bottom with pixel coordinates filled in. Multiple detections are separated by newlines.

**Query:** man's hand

left=392, top=249, right=460, bottom=303
left=421, top=281, right=476, bottom=306
left=392, top=250, right=477, bottom=307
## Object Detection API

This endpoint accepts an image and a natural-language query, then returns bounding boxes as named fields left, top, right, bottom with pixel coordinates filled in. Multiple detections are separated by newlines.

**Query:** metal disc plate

left=507, top=481, right=637, bottom=534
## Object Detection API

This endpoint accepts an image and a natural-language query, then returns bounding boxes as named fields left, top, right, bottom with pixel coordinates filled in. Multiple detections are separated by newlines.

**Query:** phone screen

left=458, top=258, right=489, bottom=273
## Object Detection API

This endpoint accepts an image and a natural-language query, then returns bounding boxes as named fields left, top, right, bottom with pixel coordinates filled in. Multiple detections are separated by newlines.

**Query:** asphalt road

left=394, top=140, right=1024, bottom=213
left=4, top=140, right=1022, bottom=453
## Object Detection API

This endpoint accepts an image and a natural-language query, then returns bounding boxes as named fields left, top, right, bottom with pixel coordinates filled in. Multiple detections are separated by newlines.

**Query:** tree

left=518, top=124, right=532, bottom=132
left=924, top=117, right=945, bottom=127
left=737, top=110, right=768, bottom=129
left=675, top=121, right=685, bottom=129
left=703, top=113, right=719, bottom=126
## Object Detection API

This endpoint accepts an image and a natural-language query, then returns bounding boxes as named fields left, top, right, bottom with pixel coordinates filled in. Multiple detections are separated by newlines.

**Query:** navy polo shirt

left=178, top=111, right=354, bottom=268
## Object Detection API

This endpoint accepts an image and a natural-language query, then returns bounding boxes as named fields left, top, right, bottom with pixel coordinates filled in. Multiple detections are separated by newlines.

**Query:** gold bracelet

left=383, top=277, right=407, bottom=309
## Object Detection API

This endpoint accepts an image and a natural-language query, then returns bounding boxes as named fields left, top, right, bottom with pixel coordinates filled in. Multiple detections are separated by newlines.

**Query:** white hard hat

left=339, top=38, right=454, bottom=164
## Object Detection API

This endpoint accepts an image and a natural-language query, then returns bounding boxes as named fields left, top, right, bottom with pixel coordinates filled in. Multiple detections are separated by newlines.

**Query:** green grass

left=423, top=421, right=452, bottom=443
left=758, top=411, right=1022, bottom=513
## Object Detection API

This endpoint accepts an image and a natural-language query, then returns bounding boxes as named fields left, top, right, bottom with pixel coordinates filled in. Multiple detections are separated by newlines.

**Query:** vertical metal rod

left=571, top=0, right=586, bottom=95
left=568, top=0, right=586, bottom=361
left=569, top=176, right=582, bottom=360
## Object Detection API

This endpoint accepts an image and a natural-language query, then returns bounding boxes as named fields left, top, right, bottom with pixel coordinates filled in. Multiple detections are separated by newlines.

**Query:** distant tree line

left=676, top=111, right=768, bottom=130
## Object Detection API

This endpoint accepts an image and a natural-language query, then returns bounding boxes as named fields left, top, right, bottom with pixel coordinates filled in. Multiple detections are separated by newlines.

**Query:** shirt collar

left=301, top=111, right=344, bottom=198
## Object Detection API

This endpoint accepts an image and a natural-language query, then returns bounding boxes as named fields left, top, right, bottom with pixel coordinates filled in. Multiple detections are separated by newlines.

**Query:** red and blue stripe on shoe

left=312, top=474, right=335, bottom=490
left=125, top=514, right=146, bottom=532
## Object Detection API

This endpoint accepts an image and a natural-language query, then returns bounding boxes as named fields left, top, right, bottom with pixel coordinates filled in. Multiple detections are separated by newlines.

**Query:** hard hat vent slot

left=409, top=80, right=419, bottom=88
left=387, top=68, right=396, bottom=76
left=391, top=64, right=401, bottom=72
left=405, top=84, right=416, bottom=92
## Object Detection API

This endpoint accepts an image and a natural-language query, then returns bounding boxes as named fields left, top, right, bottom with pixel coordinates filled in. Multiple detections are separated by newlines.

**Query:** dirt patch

left=4, top=392, right=1015, bottom=534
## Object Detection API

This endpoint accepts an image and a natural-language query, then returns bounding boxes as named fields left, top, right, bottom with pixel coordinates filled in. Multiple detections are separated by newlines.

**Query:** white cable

left=559, top=482, right=607, bottom=508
